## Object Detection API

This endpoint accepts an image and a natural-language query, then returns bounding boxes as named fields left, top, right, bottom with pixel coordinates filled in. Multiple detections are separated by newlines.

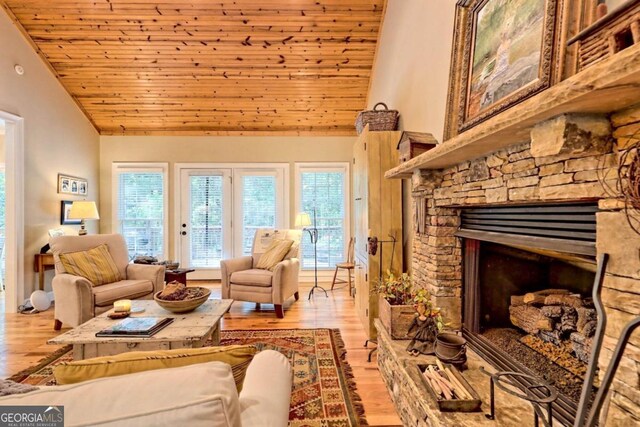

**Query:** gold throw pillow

left=255, top=239, right=294, bottom=271
left=59, top=244, right=121, bottom=286
left=54, top=345, right=257, bottom=392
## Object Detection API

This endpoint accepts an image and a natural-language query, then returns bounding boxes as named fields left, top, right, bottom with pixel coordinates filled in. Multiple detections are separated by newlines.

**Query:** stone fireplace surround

left=409, top=109, right=640, bottom=424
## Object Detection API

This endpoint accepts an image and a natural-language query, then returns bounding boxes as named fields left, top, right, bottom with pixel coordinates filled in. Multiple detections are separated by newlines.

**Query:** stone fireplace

left=410, top=110, right=640, bottom=424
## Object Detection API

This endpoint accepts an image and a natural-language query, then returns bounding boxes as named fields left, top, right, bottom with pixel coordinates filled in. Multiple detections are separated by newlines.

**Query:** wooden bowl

left=154, top=287, right=211, bottom=313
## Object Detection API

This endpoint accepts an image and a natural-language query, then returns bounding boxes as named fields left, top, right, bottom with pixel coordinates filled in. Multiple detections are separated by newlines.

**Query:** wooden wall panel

left=1, top=0, right=386, bottom=135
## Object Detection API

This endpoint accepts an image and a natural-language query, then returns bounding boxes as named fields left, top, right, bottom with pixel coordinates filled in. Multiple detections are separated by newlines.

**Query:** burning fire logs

left=509, top=289, right=596, bottom=363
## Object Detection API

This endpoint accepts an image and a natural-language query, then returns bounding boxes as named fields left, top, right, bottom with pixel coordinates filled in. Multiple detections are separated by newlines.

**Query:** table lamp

left=68, top=200, right=100, bottom=235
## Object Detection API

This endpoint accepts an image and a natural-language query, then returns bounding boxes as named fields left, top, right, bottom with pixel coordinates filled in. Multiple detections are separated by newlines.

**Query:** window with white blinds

left=112, top=164, right=168, bottom=260
left=189, top=175, right=224, bottom=267
left=296, top=164, right=349, bottom=270
left=0, top=166, right=5, bottom=284
left=240, top=175, right=277, bottom=256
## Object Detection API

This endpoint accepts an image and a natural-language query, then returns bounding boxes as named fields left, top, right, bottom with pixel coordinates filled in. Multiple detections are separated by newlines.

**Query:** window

left=233, top=168, right=286, bottom=257
left=295, top=163, right=350, bottom=270
left=0, top=165, right=5, bottom=284
left=113, top=163, right=168, bottom=260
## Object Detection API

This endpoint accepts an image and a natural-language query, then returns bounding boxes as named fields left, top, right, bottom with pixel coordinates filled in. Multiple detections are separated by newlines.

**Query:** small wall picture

left=61, top=200, right=81, bottom=225
left=58, top=174, right=88, bottom=196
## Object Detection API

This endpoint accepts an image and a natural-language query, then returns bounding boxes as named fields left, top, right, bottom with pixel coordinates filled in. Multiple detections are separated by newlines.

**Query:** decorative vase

left=378, top=294, right=416, bottom=339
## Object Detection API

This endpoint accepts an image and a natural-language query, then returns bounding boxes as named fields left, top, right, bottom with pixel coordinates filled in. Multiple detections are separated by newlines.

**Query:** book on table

left=96, top=317, right=174, bottom=338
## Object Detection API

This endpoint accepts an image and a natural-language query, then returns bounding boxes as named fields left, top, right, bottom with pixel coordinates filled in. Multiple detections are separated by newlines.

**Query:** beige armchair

left=221, top=229, right=301, bottom=318
left=50, top=234, right=164, bottom=330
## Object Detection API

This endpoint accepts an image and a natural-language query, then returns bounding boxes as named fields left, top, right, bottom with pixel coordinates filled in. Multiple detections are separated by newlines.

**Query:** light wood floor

left=0, top=283, right=402, bottom=426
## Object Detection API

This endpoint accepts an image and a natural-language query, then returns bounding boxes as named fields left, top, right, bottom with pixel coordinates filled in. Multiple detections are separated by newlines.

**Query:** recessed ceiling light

left=14, top=64, right=25, bottom=75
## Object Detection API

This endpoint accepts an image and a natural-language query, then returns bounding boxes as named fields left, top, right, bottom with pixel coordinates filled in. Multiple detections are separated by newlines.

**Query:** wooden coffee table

left=48, top=299, right=233, bottom=360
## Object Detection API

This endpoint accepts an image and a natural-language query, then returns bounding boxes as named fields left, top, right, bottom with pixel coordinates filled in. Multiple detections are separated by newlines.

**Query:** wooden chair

left=331, top=237, right=355, bottom=295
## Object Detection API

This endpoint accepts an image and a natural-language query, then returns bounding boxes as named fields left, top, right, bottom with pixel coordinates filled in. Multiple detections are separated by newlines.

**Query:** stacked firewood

left=422, top=360, right=473, bottom=400
left=509, top=289, right=596, bottom=363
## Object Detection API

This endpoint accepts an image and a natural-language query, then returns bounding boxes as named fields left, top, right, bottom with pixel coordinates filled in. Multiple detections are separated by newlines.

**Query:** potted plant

left=376, top=271, right=417, bottom=339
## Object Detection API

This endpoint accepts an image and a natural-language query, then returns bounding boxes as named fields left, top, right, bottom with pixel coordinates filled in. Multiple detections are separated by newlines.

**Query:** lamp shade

left=68, top=201, right=100, bottom=220
left=295, top=212, right=312, bottom=228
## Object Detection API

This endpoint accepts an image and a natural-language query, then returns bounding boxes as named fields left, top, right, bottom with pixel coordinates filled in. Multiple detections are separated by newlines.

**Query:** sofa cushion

left=59, top=244, right=122, bottom=286
left=92, top=279, right=153, bottom=306
left=0, top=362, right=242, bottom=427
left=239, top=350, right=292, bottom=427
left=54, top=345, right=257, bottom=391
left=230, top=269, right=273, bottom=287
left=285, top=240, right=299, bottom=260
left=50, top=234, right=130, bottom=278
left=255, top=239, right=293, bottom=271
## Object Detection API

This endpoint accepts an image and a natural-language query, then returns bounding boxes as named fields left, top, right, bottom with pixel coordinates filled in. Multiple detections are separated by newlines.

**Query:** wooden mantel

left=385, top=43, right=640, bottom=179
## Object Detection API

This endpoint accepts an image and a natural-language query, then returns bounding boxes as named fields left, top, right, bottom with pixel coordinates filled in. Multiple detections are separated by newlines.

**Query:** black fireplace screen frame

left=456, top=202, right=598, bottom=256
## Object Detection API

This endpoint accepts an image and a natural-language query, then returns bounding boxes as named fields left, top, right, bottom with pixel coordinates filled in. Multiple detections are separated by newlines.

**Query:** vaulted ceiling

left=1, top=0, right=386, bottom=135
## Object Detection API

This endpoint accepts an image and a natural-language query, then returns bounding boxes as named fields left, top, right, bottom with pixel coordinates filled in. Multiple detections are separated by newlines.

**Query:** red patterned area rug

left=9, top=328, right=367, bottom=426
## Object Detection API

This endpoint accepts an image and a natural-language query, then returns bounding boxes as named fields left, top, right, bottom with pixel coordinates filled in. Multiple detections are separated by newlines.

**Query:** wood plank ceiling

left=1, top=0, right=386, bottom=135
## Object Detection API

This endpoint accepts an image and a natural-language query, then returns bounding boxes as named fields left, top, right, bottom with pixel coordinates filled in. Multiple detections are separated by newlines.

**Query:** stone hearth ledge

left=375, top=319, right=540, bottom=427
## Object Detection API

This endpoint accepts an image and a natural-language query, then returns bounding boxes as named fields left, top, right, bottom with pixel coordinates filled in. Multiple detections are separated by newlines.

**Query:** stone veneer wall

left=410, top=106, right=640, bottom=424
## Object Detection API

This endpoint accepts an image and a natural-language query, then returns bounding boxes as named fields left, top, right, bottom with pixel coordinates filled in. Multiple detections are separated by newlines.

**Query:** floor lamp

left=295, top=210, right=327, bottom=300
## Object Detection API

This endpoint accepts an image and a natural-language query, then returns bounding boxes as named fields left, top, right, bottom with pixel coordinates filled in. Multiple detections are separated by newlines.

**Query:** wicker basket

left=355, top=102, right=399, bottom=134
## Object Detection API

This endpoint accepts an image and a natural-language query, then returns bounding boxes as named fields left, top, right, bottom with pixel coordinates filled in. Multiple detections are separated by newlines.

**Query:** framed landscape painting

left=445, top=0, right=558, bottom=136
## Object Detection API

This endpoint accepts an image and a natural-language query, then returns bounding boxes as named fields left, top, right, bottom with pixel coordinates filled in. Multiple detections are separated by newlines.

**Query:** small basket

left=355, top=102, right=399, bottom=134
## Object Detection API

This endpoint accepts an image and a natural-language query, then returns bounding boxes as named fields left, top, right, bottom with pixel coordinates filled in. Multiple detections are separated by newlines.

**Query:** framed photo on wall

left=444, top=0, right=560, bottom=138
left=60, top=200, right=81, bottom=225
left=58, top=174, right=88, bottom=196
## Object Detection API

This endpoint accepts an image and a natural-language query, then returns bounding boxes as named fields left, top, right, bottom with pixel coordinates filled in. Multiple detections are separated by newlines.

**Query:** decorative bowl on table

left=154, top=286, right=211, bottom=313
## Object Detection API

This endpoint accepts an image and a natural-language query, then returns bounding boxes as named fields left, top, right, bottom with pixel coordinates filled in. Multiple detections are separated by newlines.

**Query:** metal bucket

left=435, top=332, right=467, bottom=366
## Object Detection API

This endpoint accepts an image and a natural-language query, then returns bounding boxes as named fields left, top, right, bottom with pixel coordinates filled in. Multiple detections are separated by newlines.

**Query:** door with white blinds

left=177, top=164, right=288, bottom=278
left=179, top=169, right=232, bottom=274
left=233, top=169, right=286, bottom=257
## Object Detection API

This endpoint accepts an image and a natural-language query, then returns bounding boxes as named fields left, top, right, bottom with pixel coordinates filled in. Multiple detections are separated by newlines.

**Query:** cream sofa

left=49, top=234, right=165, bottom=329
left=0, top=350, right=292, bottom=427
left=221, top=229, right=301, bottom=318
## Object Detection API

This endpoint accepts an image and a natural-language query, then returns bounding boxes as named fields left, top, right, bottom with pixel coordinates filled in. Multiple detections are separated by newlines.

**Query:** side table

left=34, top=253, right=55, bottom=290
left=164, top=268, right=195, bottom=285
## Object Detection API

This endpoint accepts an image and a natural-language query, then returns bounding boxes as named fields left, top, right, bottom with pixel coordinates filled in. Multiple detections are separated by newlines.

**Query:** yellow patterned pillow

left=59, top=244, right=121, bottom=286
left=54, top=345, right=257, bottom=391
left=255, top=239, right=294, bottom=271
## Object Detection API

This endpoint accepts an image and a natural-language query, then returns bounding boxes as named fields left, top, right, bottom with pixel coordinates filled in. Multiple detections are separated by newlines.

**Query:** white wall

left=0, top=10, right=100, bottom=298
left=368, top=0, right=457, bottom=141
left=368, top=0, right=457, bottom=271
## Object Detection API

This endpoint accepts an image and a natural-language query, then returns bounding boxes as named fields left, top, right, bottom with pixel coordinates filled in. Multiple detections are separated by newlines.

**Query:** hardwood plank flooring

left=0, top=283, right=401, bottom=426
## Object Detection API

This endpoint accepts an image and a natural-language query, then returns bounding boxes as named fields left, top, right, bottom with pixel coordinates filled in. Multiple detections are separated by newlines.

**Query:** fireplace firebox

left=457, top=202, right=600, bottom=425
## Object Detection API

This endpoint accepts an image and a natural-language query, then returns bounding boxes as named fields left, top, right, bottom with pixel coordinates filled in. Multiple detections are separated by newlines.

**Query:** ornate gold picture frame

left=445, top=0, right=559, bottom=138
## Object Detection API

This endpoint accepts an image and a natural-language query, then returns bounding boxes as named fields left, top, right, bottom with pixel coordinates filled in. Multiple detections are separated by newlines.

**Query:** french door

left=178, top=165, right=287, bottom=279
left=179, top=169, right=232, bottom=277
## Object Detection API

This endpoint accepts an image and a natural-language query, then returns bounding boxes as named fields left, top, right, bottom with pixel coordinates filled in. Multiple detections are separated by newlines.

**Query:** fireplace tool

left=364, top=233, right=397, bottom=362
left=572, top=253, right=640, bottom=427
